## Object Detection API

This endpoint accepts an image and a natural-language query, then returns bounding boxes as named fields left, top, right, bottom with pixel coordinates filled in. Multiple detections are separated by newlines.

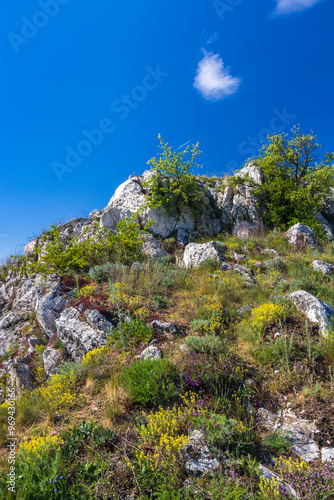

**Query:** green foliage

left=186, top=335, right=229, bottom=357
left=60, top=419, right=117, bottom=462
left=109, top=317, right=153, bottom=347
left=256, top=126, right=334, bottom=231
left=88, top=262, right=126, bottom=283
left=144, top=134, right=205, bottom=220
left=200, top=258, right=221, bottom=272
left=19, top=215, right=144, bottom=276
left=203, top=413, right=256, bottom=457
left=119, top=359, right=179, bottom=406
left=265, top=430, right=292, bottom=453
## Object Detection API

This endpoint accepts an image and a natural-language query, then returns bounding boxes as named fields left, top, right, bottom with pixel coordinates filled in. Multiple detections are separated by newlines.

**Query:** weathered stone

left=316, top=213, right=334, bottom=241
left=0, top=312, right=26, bottom=357
left=181, top=241, right=227, bottom=268
left=83, top=309, right=114, bottom=334
left=286, top=290, right=334, bottom=336
left=321, top=447, right=334, bottom=462
left=24, top=238, right=39, bottom=259
left=137, top=345, right=162, bottom=361
left=281, top=419, right=319, bottom=462
left=235, top=161, right=263, bottom=185
left=55, top=307, right=111, bottom=362
left=43, top=348, right=63, bottom=376
left=286, top=223, right=316, bottom=249
left=230, top=250, right=246, bottom=261
left=184, top=430, right=219, bottom=476
left=150, top=321, right=177, bottom=334
left=259, top=465, right=298, bottom=498
left=8, top=360, right=34, bottom=391
left=141, top=233, right=168, bottom=260
left=312, top=260, right=334, bottom=275
left=257, top=407, right=278, bottom=429
left=35, top=275, right=70, bottom=338
left=27, top=336, right=44, bottom=349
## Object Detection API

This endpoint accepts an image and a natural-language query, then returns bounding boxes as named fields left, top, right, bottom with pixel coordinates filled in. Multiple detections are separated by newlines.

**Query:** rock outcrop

left=286, top=290, right=334, bottom=336
left=55, top=307, right=114, bottom=362
left=312, top=260, right=334, bottom=275
left=286, top=223, right=316, bottom=249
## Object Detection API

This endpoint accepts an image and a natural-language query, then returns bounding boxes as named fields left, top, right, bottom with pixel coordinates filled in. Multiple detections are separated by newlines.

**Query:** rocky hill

left=1, top=162, right=334, bottom=499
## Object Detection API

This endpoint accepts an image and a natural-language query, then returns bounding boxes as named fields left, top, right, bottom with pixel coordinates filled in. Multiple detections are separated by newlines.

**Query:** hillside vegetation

left=0, top=129, right=334, bottom=499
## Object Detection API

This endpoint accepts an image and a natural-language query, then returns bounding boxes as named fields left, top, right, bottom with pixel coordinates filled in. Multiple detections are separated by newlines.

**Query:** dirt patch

left=265, top=315, right=320, bottom=344
left=294, top=395, right=334, bottom=447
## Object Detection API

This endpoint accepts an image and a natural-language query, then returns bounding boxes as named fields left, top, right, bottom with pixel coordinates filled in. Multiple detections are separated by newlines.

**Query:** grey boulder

left=286, top=223, right=316, bottom=249
left=181, top=241, right=227, bottom=268
left=286, top=290, right=334, bottom=336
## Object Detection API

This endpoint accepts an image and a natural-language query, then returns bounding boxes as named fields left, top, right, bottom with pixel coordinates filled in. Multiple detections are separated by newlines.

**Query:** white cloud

left=275, top=0, right=322, bottom=15
left=193, top=50, right=241, bottom=101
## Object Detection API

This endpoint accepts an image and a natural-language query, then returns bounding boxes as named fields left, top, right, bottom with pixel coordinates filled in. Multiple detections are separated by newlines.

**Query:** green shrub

left=144, top=134, right=205, bottom=220
left=18, top=215, right=144, bottom=276
left=256, top=126, right=334, bottom=231
left=186, top=335, right=229, bottom=357
left=120, top=359, right=179, bottom=406
left=109, top=317, right=153, bottom=347
left=88, top=262, right=126, bottom=283
left=203, top=413, right=256, bottom=457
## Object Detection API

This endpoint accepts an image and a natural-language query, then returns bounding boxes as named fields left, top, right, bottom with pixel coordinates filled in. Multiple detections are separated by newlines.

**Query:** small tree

left=256, top=126, right=334, bottom=231
left=144, top=134, right=205, bottom=220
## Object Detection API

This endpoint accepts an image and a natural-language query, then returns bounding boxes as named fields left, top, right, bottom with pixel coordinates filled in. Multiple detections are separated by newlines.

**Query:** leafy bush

left=256, top=126, right=334, bottom=231
left=203, top=413, right=256, bottom=457
left=109, top=317, right=153, bottom=347
left=144, top=134, right=205, bottom=220
left=0, top=433, right=67, bottom=500
left=186, top=335, right=229, bottom=357
left=120, top=359, right=179, bottom=406
left=19, top=215, right=144, bottom=276
left=88, top=262, right=126, bottom=283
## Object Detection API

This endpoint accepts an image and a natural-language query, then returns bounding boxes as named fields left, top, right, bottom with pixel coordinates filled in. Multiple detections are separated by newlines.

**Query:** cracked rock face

left=55, top=307, right=113, bottom=362
left=141, top=234, right=168, bottom=260
left=286, top=290, right=334, bottom=336
left=257, top=406, right=321, bottom=463
left=42, top=348, right=63, bottom=376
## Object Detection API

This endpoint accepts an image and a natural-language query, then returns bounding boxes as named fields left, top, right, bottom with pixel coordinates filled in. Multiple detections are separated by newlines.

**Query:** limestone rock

left=150, top=321, right=177, bottom=334
left=286, top=223, right=316, bottom=249
left=286, top=290, right=334, bottom=336
left=181, top=241, right=227, bottom=268
left=35, top=275, right=70, bottom=339
left=141, top=233, right=168, bottom=260
left=281, top=418, right=319, bottom=462
left=316, top=213, right=334, bottom=240
left=55, top=307, right=112, bottom=362
left=259, top=465, right=297, bottom=498
left=0, top=312, right=27, bottom=358
left=137, top=345, right=162, bottom=361
left=43, top=348, right=63, bottom=376
left=312, top=260, right=334, bottom=275
left=8, top=360, right=34, bottom=391
left=184, top=430, right=219, bottom=476
left=235, top=161, right=263, bottom=185
left=321, top=447, right=334, bottom=462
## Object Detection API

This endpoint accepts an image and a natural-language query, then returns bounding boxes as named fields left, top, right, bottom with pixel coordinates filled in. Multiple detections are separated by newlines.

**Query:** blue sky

left=0, top=0, right=333, bottom=259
